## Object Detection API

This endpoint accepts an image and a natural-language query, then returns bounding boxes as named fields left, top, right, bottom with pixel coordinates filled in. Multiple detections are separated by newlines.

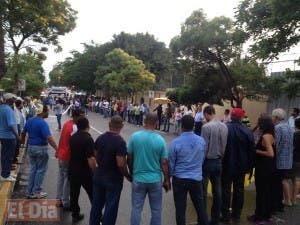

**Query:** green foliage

left=2, top=0, right=77, bottom=54
left=111, top=32, right=172, bottom=89
left=53, top=42, right=114, bottom=91
left=229, top=57, right=268, bottom=97
left=0, top=54, right=45, bottom=97
left=49, top=32, right=172, bottom=92
left=169, top=9, right=267, bottom=106
left=94, top=48, right=155, bottom=97
left=235, top=0, right=300, bottom=59
left=282, top=69, right=300, bottom=99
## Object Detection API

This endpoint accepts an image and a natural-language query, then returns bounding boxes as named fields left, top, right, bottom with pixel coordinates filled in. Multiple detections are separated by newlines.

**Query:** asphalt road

left=7, top=111, right=300, bottom=225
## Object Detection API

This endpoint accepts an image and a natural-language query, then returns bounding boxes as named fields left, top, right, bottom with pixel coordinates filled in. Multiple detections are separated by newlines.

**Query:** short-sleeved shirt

left=128, top=130, right=167, bottom=183
left=275, top=121, right=294, bottom=169
left=23, top=117, right=51, bottom=145
left=94, top=132, right=127, bottom=181
left=69, top=130, right=95, bottom=176
left=0, top=104, right=17, bottom=139
left=56, top=120, right=77, bottom=162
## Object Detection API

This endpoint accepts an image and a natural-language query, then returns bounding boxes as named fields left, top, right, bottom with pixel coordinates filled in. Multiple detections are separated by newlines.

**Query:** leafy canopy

left=235, top=0, right=300, bottom=59
left=94, top=48, right=155, bottom=97
left=0, top=53, right=45, bottom=96
left=3, top=0, right=77, bottom=54
left=169, top=9, right=266, bottom=106
left=49, top=32, right=171, bottom=92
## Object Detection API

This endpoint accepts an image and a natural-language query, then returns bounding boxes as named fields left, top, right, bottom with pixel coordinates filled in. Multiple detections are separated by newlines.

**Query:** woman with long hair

left=248, top=116, right=276, bottom=224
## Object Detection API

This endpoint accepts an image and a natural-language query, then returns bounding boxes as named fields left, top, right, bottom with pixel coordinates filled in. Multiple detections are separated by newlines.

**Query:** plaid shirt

left=275, top=121, right=294, bottom=169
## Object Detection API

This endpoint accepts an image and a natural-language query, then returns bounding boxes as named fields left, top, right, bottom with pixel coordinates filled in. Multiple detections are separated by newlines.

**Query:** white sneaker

left=0, top=176, right=16, bottom=182
left=33, top=192, right=48, bottom=199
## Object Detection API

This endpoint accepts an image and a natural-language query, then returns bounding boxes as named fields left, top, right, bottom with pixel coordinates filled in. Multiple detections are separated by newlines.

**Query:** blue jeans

left=89, top=177, right=123, bottom=225
left=27, top=145, right=49, bottom=194
left=0, top=138, right=16, bottom=178
left=131, top=181, right=162, bottom=225
left=56, top=160, right=70, bottom=207
left=203, top=159, right=222, bottom=225
left=56, top=114, right=62, bottom=129
left=163, top=117, right=170, bottom=131
left=172, top=177, right=208, bottom=225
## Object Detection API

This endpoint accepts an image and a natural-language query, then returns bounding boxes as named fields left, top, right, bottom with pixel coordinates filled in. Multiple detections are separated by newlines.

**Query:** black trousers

left=270, top=170, right=284, bottom=213
left=156, top=114, right=162, bottom=130
left=70, top=173, right=93, bottom=216
left=14, top=125, right=21, bottom=163
left=255, top=172, right=273, bottom=220
left=194, top=122, right=202, bottom=136
left=221, top=172, right=245, bottom=219
left=172, top=177, right=208, bottom=225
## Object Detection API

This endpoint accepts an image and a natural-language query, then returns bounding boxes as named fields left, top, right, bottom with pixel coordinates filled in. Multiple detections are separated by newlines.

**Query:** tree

left=94, top=48, right=156, bottom=97
left=0, top=53, right=45, bottom=96
left=170, top=9, right=266, bottom=107
left=111, top=32, right=172, bottom=89
left=235, top=0, right=300, bottom=59
left=52, top=42, right=114, bottom=92
left=1, top=0, right=77, bottom=89
left=49, top=32, right=172, bottom=92
left=3, top=0, right=77, bottom=54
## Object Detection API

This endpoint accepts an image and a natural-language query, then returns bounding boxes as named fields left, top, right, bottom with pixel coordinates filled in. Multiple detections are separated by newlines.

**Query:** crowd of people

left=1, top=92, right=300, bottom=225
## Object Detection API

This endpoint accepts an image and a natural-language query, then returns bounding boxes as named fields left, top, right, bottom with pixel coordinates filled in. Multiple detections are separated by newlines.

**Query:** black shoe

left=72, top=213, right=84, bottom=223
left=231, top=217, right=240, bottom=224
left=220, top=217, right=230, bottom=223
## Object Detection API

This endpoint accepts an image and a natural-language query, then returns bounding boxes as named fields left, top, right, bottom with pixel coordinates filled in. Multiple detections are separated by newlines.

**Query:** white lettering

left=18, top=202, right=24, bottom=219
left=7, top=202, right=18, bottom=219
left=29, top=202, right=41, bottom=219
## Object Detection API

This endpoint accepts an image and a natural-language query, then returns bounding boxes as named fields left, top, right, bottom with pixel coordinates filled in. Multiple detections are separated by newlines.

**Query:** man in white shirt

left=103, top=100, right=109, bottom=118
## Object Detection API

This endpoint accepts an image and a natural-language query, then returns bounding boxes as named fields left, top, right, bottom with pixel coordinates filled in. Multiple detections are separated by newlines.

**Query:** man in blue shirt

left=127, top=113, right=170, bottom=225
left=21, top=103, right=58, bottom=199
left=0, top=93, right=20, bottom=182
left=169, top=115, right=208, bottom=225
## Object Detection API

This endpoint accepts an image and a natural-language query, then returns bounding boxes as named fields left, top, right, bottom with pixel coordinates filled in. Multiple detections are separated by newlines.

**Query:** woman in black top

left=292, top=118, right=300, bottom=204
left=248, top=116, right=276, bottom=224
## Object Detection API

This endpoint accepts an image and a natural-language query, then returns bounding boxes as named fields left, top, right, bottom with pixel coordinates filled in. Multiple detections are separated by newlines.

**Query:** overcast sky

left=43, top=0, right=300, bottom=77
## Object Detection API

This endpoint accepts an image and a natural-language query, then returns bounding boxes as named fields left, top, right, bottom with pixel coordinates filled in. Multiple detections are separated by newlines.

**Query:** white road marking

left=90, top=126, right=103, bottom=135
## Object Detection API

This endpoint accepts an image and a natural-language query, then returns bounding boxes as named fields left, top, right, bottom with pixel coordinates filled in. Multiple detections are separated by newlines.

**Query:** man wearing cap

left=221, top=108, right=255, bottom=223
left=21, top=104, right=58, bottom=199
left=201, top=106, right=228, bottom=225
left=0, top=93, right=20, bottom=182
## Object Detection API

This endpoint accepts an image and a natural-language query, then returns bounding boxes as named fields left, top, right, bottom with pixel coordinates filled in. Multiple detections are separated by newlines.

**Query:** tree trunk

left=207, top=50, right=244, bottom=108
left=12, top=54, right=19, bottom=94
left=0, top=14, right=6, bottom=80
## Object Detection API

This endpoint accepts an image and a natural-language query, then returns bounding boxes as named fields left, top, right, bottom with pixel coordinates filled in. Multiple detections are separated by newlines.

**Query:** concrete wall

left=267, top=96, right=300, bottom=118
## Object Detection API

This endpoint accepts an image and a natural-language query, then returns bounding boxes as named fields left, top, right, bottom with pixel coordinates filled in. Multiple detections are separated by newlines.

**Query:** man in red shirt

left=56, top=109, right=84, bottom=210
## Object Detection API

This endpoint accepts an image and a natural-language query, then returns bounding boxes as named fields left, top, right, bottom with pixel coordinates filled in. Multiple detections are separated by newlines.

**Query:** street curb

left=0, top=146, right=25, bottom=225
